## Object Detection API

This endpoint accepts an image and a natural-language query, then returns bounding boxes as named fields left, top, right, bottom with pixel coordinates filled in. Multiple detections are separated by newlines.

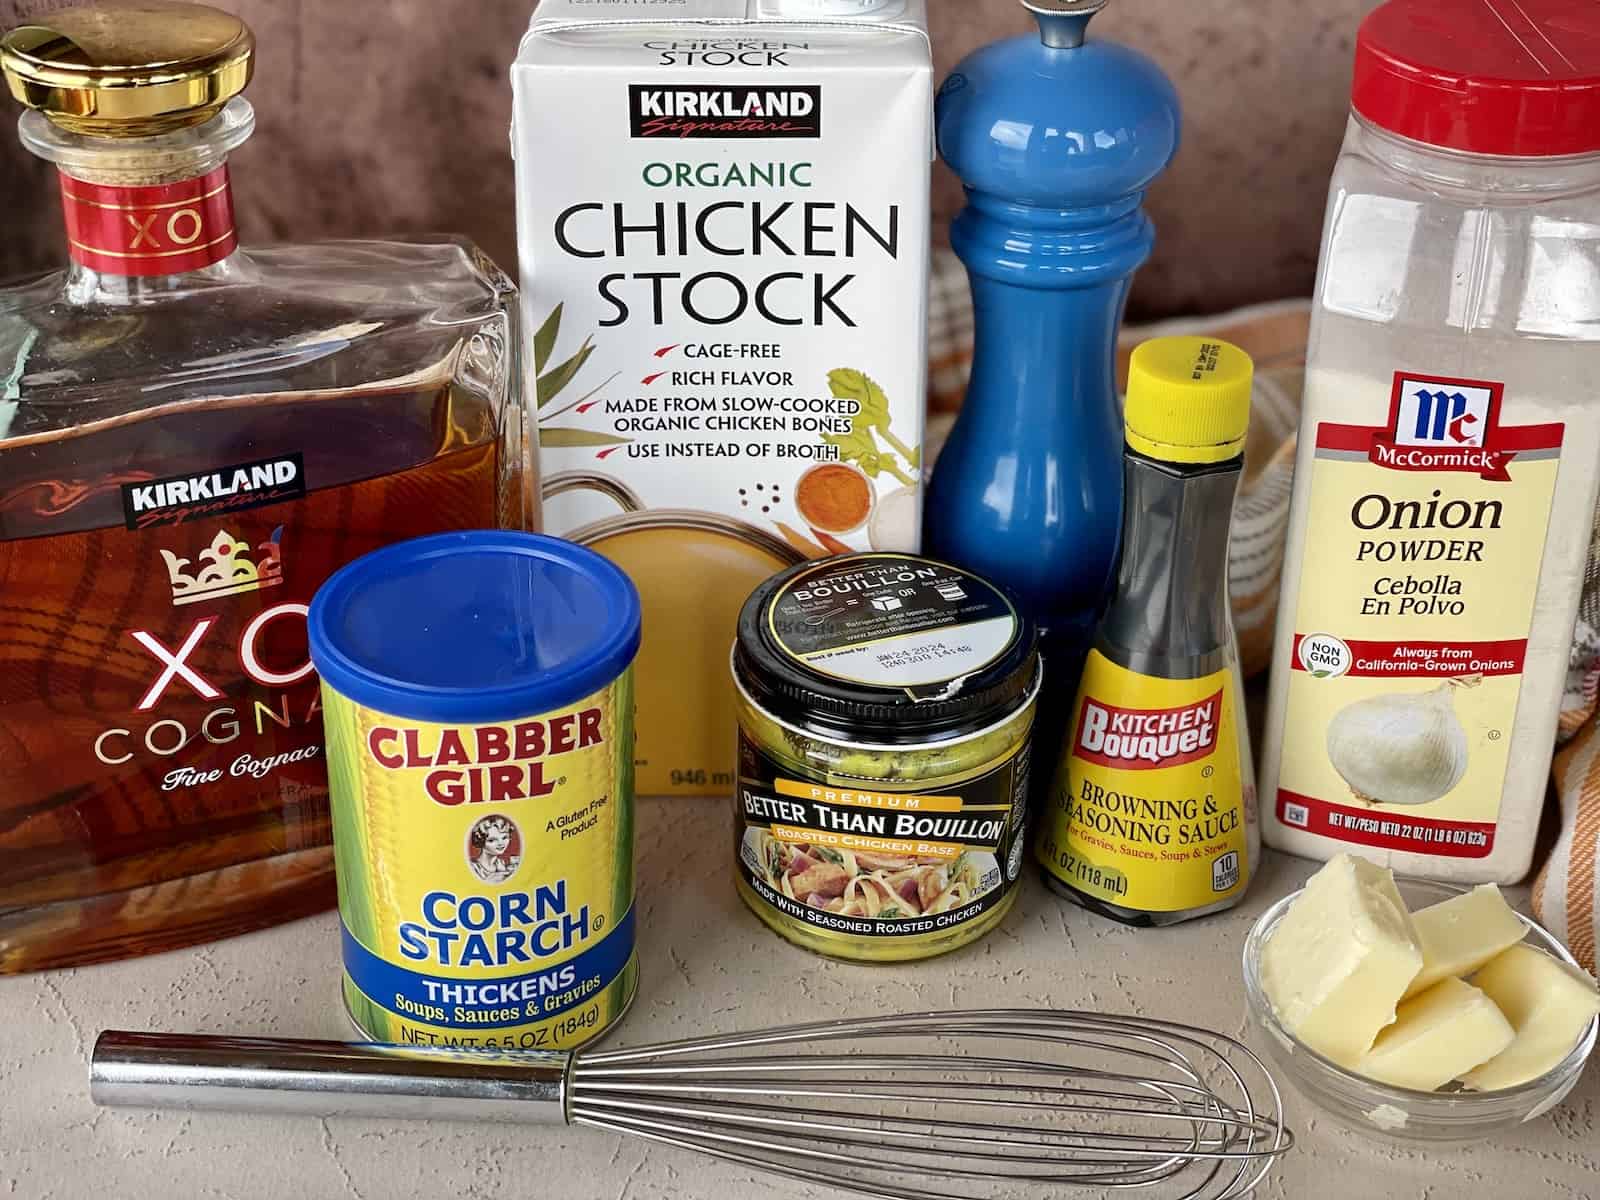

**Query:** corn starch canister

left=308, top=531, right=640, bottom=1050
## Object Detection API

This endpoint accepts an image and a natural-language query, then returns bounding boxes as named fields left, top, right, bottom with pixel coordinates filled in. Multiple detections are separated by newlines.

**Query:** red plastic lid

left=1352, top=0, right=1600, bottom=156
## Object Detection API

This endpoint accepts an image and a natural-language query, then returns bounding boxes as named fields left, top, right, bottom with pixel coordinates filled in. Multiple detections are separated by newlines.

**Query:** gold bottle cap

left=1, top=2, right=253, bottom=136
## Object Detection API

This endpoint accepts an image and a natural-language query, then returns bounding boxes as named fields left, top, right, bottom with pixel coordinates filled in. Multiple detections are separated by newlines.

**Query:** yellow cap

left=1123, top=336, right=1253, bottom=465
left=2, top=3, right=253, bottom=137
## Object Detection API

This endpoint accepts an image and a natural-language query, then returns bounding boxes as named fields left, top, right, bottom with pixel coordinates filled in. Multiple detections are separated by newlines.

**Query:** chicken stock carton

left=513, top=0, right=932, bottom=795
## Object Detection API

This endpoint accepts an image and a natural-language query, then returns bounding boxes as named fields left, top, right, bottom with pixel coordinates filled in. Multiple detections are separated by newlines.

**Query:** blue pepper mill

left=926, top=0, right=1180, bottom=696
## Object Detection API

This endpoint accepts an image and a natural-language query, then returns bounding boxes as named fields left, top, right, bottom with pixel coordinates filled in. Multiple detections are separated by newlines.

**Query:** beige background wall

left=0, top=0, right=1375, bottom=318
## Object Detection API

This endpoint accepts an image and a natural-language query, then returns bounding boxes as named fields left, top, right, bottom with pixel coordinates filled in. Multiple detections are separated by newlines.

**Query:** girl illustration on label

left=468, top=815, right=522, bottom=884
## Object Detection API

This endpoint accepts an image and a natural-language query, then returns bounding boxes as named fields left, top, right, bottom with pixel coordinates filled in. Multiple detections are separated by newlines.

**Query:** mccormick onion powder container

left=1260, top=0, right=1600, bottom=883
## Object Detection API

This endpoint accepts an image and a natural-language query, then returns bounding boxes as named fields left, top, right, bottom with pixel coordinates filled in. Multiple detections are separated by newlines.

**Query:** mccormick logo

left=161, top=527, right=284, bottom=607
left=1073, top=691, right=1222, bottom=770
left=121, top=454, right=306, bottom=529
left=628, top=84, right=822, bottom=138
left=1369, top=375, right=1516, bottom=481
left=1397, top=381, right=1488, bottom=447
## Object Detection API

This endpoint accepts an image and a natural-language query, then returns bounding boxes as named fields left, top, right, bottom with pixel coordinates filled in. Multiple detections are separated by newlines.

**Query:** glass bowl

left=1242, top=876, right=1597, bottom=1142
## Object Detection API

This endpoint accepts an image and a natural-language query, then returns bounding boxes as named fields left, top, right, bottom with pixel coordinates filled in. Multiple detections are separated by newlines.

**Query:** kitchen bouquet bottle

left=1260, top=0, right=1600, bottom=885
left=0, top=3, right=525, bottom=971
left=1036, top=337, right=1257, bottom=926
left=926, top=0, right=1179, bottom=682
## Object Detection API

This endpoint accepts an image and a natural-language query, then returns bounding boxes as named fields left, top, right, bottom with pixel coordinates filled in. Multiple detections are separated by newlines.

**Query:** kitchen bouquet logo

left=628, top=84, right=822, bottom=138
left=1072, top=691, right=1222, bottom=771
left=121, top=453, right=306, bottom=528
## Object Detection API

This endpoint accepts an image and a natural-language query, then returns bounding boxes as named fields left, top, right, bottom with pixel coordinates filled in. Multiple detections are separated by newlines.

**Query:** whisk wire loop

left=567, top=1009, right=1291, bottom=1200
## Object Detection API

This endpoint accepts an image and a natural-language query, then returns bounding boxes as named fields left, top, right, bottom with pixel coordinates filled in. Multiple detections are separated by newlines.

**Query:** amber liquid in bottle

left=0, top=56, right=523, bottom=968
left=0, top=381, right=509, bottom=969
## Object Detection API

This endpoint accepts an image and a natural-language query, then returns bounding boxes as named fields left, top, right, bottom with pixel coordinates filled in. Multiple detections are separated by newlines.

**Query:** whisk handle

left=91, top=1031, right=571, bottom=1125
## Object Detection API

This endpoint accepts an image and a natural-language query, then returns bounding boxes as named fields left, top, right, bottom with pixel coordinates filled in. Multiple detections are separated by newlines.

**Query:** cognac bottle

left=0, top=3, right=527, bottom=970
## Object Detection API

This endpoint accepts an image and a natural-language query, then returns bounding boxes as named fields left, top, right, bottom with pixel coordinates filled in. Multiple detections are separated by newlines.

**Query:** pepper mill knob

left=1023, top=0, right=1110, bottom=49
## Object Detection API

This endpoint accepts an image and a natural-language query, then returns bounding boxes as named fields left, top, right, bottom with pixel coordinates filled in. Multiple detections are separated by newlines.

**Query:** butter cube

left=1460, top=945, right=1600, bottom=1091
left=1403, top=884, right=1526, bottom=1000
left=1358, top=977, right=1514, bottom=1090
left=1262, top=854, right=1423, bottom=1066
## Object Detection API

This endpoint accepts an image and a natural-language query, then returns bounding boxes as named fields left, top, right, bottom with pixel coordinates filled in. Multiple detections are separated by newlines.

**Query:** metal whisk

left=91, top=1009, right=1293, bottom=1200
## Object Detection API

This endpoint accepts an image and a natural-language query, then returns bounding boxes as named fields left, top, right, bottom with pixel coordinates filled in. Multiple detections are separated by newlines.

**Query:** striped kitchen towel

left=1533, top=594, right=1600, bottom=970
left=928, top=246, right=1600, bottom=967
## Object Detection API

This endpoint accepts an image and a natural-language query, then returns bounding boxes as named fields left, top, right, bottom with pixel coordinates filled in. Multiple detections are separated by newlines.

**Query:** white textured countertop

left=5, top=796, right=1597, bottom=1200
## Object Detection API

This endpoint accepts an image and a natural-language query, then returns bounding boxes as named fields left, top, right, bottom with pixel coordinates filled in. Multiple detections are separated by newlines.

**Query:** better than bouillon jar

left=308, top=532, right=640, bottom=1051
left=732, top=552, right=1041, bottom=962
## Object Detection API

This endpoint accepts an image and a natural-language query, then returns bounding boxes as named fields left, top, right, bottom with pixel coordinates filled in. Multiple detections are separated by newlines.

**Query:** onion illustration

left=1325, top=675, right=1482, bottom=806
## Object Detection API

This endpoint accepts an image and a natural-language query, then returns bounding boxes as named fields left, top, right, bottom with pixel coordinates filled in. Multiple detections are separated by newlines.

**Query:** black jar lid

left=734, top=552, right=1040, bottom=744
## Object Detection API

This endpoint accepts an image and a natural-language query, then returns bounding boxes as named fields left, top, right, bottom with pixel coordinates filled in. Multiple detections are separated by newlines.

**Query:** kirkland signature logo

left=628, top=84, right=822, bottom=138
left=121, top=454, right=306, bottom=530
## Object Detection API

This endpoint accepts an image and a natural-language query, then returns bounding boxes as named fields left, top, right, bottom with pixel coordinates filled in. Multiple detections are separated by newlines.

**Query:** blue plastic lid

left=308, top=531, right=641, bottom=724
